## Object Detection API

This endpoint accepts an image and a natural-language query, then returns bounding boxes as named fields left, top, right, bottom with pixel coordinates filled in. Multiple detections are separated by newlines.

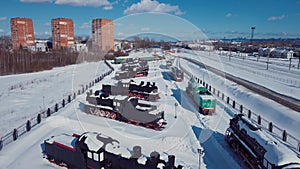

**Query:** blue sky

left=0, top=0, right=300, bottom=40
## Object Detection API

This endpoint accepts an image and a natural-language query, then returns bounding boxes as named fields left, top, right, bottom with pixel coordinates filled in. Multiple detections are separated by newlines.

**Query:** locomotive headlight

left=225, top=128, right=231, bottom=136
left=158, top=119, right=164, bottom=124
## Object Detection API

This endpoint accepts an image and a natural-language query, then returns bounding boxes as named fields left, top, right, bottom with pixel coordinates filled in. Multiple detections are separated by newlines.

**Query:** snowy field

left=178, top=49, right=300, bottom=100
left=0, top=61, right=108, bottom=134
left=0, top=50, right=299, bottom=169
left=175, top=49, right=300, bottom=139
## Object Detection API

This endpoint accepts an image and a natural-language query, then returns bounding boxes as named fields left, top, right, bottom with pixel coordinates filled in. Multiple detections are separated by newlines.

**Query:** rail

left=179, top=60, right=300, bottom=153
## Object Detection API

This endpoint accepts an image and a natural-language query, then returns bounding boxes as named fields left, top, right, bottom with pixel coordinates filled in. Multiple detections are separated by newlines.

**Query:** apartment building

left=10, top=17, right=35, bottom=49
left=51, top=18, right=74, bottom=49
left=92, top=18, right=114, bottom=52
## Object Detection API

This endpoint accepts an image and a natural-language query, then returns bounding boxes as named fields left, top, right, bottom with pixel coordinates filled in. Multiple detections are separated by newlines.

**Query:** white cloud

left=103, top=5, right=113, bottom=10
left=20, top=0, right=112, bottom=7
left=267, top=15, right=286, bottom=21
left=20, top=0, right=52, bottom=2
left=54, top=0, right=110, bottom=6
left=280, top=32, right=288, bottom=36
left=78, top=22, right=90, bottom=29
left=141, top=27, right=150, bottom=31
left=124, top=0, right=184, bottom=15
left=34, top=31, right=51, bottom=37
left=114, top=22, right=123, bottom=27
left=0, top=29, right=4, bottom=33
left=43, top=22, right=51, bottom=26
left=226, top=13, right=232, bottom=17
left=116, top=32, right=129, bottom=39
left=0, top=17, right=7, bottom=21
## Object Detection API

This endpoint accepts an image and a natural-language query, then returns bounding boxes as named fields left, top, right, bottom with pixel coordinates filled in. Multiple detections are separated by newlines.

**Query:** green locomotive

left=186, top=77, right=216, bottom=115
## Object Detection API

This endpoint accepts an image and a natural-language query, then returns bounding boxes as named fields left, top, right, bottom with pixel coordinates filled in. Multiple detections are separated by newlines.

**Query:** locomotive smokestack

left=168, top=155, right=175, bottom=168
left=140, top=81, right=144, bottom=86
left=131, top=146, right=142, bottom=159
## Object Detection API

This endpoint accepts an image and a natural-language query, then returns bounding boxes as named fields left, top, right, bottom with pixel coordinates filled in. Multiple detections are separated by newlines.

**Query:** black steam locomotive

left=41, top=132, right=184, bottom=169
left=120, top=59, right=148, bottom=71
left=83, top=90, right=166, bottom=130
left=115, top=60, right=149, bottom=80
left=225, top=114, right=300, bottom=169
left=100, top=80, right=160, bottom=101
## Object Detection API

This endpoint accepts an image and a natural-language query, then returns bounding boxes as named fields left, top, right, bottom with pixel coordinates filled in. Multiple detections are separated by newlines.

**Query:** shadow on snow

left=161, top=71, right=174, bottom=81
left=191, top=125, right=243, bottom=169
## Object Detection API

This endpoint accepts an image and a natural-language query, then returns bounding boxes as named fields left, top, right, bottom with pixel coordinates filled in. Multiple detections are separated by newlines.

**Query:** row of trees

left=0, top=35, right=114, bottom=75
left=131, top=36, right=172, bottom=50
left=0, top=35, right=175, bottom=75
left=213, top=40, right=300, bottom=56
left=0, top=48, right=80, bottom=75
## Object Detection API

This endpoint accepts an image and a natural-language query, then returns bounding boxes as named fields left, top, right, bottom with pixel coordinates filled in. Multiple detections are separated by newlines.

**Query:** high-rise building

left=10, top=17, right=35, bottom=50
left=51, top=18, right=74, bottom=49
left=92, top=18, right=114, bottom=52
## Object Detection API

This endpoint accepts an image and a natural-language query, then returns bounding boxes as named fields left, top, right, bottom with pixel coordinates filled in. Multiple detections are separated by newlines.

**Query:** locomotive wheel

left=232, top=142, right=238, bottom=152
left=95, top=109, right=101, bottom=116
left=110, top=113, right=116, bottom=119
left=105, top=111, right=111, bottom=118
left=100, top=110, right=106, bottom=117
left=137, top=94, right=142, bottom=98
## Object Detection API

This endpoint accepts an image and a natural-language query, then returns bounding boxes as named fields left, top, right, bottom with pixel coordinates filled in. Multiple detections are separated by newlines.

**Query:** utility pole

left=198, top=149, right=204, bottom=169
left=43, top=96, right=45, bottom=110
left=251, top=27, right=255, bottom=44
left=267, top=50, right=270, bottom=70
left=229, top=46, right=231, bottom=61
left=165, top=85, right=168, bottom=96
left=298, top=52, right=300, bottom=69
left=174, top=103, right=178, bottom=118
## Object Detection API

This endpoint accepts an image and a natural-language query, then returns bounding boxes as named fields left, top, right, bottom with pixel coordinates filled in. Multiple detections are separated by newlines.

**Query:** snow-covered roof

left=78, top=132, right=132, bottom=158
left=113, top=95, right=129, bottom=100
left=45, top=133, right=77, bottom=149
left=200, top=95, right=215, bottom=100
left=79, top=132, right=105, bottom=151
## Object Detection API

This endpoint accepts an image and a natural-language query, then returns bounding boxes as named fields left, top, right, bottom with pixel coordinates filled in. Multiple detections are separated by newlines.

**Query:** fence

left=179, top=62, right=300, bottom=153
left=0, top=60, right=114, bottom=152
left=224, top=61, right=300, bottom=87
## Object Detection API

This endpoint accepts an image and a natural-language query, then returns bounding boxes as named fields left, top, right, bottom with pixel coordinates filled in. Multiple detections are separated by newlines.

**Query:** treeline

left=131, top=36, right=172, bottom=50
left=212, top=40, right=300, bottom=54
left=0, top=49, right=79, bottom=75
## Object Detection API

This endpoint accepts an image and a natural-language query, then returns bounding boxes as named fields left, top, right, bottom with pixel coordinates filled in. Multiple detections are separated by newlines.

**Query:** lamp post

left=174, top=103, right=178, bottom=118
left=267, top=50, right=270, bottom=70
left=165, top=85, right=168, bottom=96
left=288, top=50, right=294, bottom=70
left=197, top=148, right=204, bottom=169
left=43, top=96, right=45, bottom=110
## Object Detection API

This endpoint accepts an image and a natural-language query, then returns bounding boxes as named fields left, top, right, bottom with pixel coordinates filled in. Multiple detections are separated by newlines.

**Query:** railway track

left=182, top=57, right=300, bottom=113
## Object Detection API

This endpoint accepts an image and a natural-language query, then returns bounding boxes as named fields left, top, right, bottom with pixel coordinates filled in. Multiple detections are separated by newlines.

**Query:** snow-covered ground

left=0, top=50, right=299, bottom=169
left=175, top=49, right=300, bottom=139
left=0, top=61, right=108, bottom=134
left=178, top=49, right=300, bottom=100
